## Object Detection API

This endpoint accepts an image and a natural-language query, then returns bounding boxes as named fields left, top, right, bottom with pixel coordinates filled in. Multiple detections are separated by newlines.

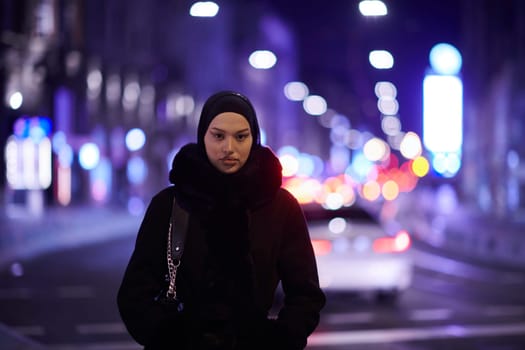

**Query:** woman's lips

left=221, top=158, right=237, bottom=165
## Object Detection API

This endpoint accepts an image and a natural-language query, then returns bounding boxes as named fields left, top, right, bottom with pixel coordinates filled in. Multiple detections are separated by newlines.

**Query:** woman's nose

left=223, top=137, right=234, bottom=152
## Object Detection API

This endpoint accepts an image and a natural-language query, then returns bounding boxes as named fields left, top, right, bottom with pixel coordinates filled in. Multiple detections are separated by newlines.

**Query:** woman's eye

left=213, top=133, right=224, bottom=140
left=236, top=134, right=249, bottom=141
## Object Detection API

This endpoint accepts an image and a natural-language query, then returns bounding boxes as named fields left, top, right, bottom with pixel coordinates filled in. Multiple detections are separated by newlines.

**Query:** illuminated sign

left=423, top=75, right=463, bottom=154
left=5, top=118, right=53, bottom=190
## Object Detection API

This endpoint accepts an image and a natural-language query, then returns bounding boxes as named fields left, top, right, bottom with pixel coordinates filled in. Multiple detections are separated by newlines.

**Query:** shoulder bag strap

left=166, top=196, right=189, bottom=300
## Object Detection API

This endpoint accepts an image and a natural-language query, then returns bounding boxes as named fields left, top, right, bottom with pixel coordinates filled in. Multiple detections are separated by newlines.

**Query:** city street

left=1, top=209, right=525, bottom=350
left=1, top=1, right=525, bottom=349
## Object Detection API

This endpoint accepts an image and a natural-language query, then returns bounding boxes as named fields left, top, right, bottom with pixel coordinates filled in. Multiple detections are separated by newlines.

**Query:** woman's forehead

left=208, top=112, right=251, bottom=130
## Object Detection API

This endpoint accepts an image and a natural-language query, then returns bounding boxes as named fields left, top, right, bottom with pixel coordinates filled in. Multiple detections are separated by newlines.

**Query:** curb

left=394, top=193, right=525, bottom=270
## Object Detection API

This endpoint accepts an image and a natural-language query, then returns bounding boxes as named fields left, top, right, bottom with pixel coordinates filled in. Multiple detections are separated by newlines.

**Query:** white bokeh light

left=249, top=50, right=277, bottom=69
left=9, top=92, right=23, bottom=110
left=189, top=1, right=219, bottom=17
left=429, top=43, right=462, bottom=75
left=359, top=0, right=387, bottom=16
left=399, top=132, right=422, bottom=159
left=78, top=142, right=100, bottom=170
left=303, top=95, right=327, bottom=116
left=329, top=217, right=346, bottom=234
left=284, top=82, right=309, bottom=101
left=374, top=81, right=397, bottom=99
left=369, top=50, right=394, bottom=69
left=363, top=137, right=389, bottom=162
left=125, top=128, right=146, bottom=152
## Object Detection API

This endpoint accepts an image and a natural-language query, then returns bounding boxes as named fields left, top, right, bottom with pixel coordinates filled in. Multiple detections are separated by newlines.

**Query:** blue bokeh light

left=429, top=43, right=462, bottom=75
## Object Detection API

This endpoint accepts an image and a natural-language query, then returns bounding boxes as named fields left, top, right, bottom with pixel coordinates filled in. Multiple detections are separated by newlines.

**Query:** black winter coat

left=117, top=145, right=325, bottom=349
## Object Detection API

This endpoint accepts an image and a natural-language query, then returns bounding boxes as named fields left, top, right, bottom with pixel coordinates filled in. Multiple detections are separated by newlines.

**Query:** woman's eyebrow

left=210, top=127, right=250, bottom=133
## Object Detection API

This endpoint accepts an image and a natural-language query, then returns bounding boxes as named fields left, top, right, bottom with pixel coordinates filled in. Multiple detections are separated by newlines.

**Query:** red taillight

left=311, top=239, right=332, bottom=256
left=372, top=230, right=411, bottom=253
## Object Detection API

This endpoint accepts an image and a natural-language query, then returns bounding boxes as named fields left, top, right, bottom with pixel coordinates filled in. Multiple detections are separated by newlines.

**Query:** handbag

left=156, top=196, right=189, bottom=308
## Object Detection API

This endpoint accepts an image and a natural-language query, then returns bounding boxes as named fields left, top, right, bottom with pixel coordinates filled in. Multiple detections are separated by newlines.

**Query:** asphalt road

left=1, top=231, right=525, bottom=350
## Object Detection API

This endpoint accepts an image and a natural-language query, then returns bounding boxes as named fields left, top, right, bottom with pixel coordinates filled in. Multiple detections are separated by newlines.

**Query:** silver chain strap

left=166, top=221, right=180, bottom=300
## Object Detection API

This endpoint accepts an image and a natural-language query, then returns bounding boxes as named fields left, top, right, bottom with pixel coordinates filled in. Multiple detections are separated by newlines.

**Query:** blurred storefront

left=2, top=0, right=525, bottom=222
left=1, top=0, right=301, bottom=214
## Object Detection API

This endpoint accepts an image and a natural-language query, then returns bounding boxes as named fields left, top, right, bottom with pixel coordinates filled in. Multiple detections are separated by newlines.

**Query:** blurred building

left=0, top=0, right=302, bottom=210
left=460, top=0, right=525, bottom=218
left=1, top=0, right=525, bottom=221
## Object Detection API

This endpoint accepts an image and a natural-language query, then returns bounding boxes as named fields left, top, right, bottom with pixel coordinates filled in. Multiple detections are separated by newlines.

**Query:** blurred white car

left=303, top=203, right=413, bottom=301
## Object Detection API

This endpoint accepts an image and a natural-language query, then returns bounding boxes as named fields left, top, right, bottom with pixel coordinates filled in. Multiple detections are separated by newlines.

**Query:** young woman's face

left=204, top=112, right=253, bottom=174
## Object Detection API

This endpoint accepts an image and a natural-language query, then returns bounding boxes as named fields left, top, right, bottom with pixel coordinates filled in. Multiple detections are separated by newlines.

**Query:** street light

left=189, top=2, right=219, bottom=17
left=429, top=43, right=462, bottom=75
left=8, top=91, right=23, bottom=109
left=248, top=50, right=277, bottom=69
left=369, top=50, right=394, bottom=69
left=303, top=95, right=327, bottom=116
left=359, top=0, right=388, bottom=17
left=284, top=81, right=309, bottom=101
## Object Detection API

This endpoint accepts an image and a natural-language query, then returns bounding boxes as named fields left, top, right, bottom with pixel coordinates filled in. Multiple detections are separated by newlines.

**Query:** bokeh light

left=78, top=142, right=100, bottom=170
left=412, top=156, right=430, bottom=177
left=328, top=217, right=346, bottom=234
left=9, top=91, right=23, bottom=110
left=125, top=128, right=146, bottom=152
left=279, top=153, right=299, bottom=177
left=399, top=132, right=422, bottom=159
left=374, top=81, right=397, bottom=99
left=429, top=43, right=462, bottom=75
left=303, top=95, right=327, bottom=116
left=249, top=50, right=277, bottom=69
left=369, top=50, right=394, bottom=69
left=127, top=156, right=148, bottom=184
left=189, top=1, right=219, bottom=17
left=359, top=0, right=388, bottom=16
left=362, top=180, right=381, bottom=201
left=363, top=137, right=389, bottom=162
left=284, top=81, right=309, bottom=101
left=382, top=180, right=399, bottom=201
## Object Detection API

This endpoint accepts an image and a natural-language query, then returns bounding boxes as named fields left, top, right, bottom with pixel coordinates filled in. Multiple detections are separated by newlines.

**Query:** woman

left=117, top=90, right=325, bottom=349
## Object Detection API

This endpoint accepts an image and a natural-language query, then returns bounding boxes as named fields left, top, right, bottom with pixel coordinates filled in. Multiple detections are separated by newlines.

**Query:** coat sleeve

left=267, top=190, right=326, bottom=349
left=117, top=188, right=184, bottom=346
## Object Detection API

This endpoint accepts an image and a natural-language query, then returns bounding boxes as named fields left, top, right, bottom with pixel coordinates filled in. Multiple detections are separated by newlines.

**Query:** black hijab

left=196, top=90, right=261, bottom=151
left=169, top=91, right=281, bottom=213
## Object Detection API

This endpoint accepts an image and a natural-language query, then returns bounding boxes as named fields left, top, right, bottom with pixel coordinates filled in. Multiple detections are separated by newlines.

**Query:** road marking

left=307, top=322, right=525, bottom=346
left=0, top=287, right=32, bottom=299
left=323, top=312, right=375, bottom=324
left=76, top=322, right=128, bottom=335
left=314, top=305, right=522, bottom=326
left=57, top=285, right=96, bottom=298
left=408, top=308, right=452, bottom=321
